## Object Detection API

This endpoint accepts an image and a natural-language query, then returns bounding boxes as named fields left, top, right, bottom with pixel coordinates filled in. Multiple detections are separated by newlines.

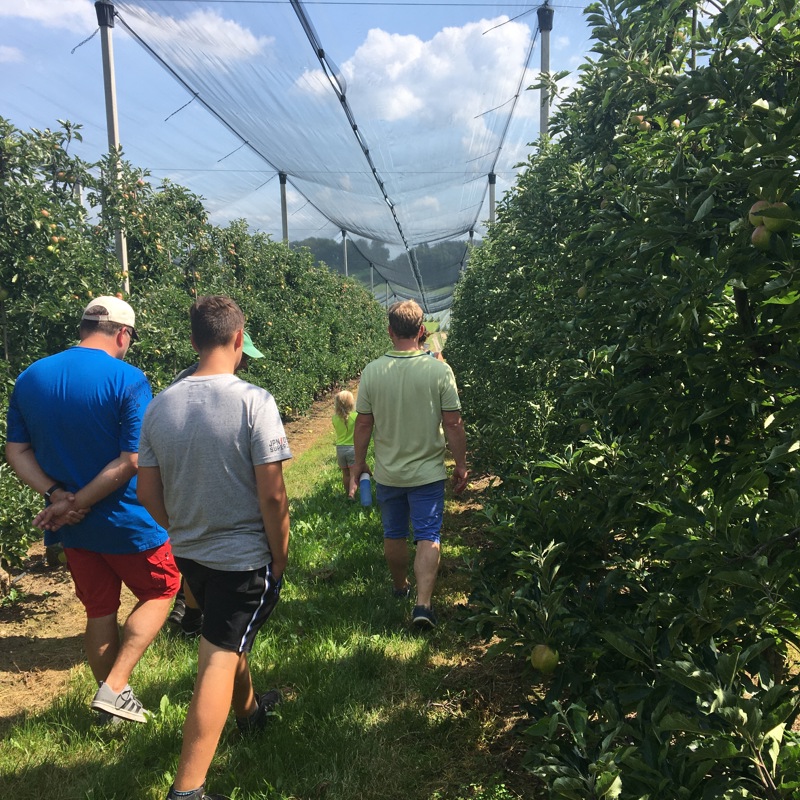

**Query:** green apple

left=762, top=201, right=793, bottom=232
left=530, top=644, right=559, bottom=674
left=577, top=285, right=588, bottom=300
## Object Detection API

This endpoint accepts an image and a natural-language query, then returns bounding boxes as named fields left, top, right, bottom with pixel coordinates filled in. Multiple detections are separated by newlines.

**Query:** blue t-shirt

left=6, top=346, right=167, bottom=554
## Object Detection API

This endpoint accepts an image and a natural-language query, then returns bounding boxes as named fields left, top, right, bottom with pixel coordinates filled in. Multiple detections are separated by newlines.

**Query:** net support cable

left=116, top=8, right=340, bottom=250
left=111, top=0, right=547, bottom=311
left=288, top=0, right=430, bottom=309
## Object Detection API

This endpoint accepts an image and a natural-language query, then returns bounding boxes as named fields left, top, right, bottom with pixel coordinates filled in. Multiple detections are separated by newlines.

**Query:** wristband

left=44, top=482, right=65, bottom=502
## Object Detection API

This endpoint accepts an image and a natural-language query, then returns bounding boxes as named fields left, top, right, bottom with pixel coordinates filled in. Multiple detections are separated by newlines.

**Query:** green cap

left=243, top=330, right=264, bottom=359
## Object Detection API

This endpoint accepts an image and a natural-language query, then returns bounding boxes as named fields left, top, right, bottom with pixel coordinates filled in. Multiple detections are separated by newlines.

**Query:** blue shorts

left=376, top=480, right=445, bottom=544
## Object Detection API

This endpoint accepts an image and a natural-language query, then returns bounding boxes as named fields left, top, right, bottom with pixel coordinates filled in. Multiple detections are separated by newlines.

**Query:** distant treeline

left=291, top=236, right=474, bottom=284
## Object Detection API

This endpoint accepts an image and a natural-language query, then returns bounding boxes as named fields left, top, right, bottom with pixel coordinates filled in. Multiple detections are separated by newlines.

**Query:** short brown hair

left=190, top=295, right=245, bottom=351
left=79, top=306, right=126, bottom=339
left=388, top=300, right=423, bottom=339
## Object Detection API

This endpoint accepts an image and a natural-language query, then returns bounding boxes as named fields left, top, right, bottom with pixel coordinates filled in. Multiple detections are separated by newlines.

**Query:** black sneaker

left=236, top=689, right=282, bottom=734
left=180, top=607, right=203, bottom=638
left=92, top=709, right=125, bottom=727
left=165, top=785, right=231, bottom=800
left=411, top=604, right=438, bottom=628
left=167, top=595, right=186, bottom=626
left=392, top=583, right=411, bottom=599
left=45, top=543, right=66, bottom=567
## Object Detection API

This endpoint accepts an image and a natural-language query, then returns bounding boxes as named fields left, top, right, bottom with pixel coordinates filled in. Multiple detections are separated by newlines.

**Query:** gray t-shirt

left=139, top=374, right=291, bottom=570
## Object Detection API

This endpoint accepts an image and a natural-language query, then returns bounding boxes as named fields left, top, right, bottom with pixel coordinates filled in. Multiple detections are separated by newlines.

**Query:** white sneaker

left=90, top=682, right=147, bottom=723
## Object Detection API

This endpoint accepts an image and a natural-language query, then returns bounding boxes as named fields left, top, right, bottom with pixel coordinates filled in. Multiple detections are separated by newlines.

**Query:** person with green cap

left=166, top=328, right=266, bottom=635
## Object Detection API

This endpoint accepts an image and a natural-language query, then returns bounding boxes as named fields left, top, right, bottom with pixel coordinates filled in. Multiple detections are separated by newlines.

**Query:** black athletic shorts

left=175, top=557, right=282, bottom=653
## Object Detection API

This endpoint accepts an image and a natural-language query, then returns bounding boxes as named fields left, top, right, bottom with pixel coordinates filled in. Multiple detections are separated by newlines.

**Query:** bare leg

left=183, top=580, right=201, bottom=611
left=103, top=597, right=172, bottom=693
left=383, top=538, right=410, bottom=591
left=174, top=638, right=240, bottom=792
left=413, top=540, right=440, bottom=608
left=340, top=467, right=351, bottom=495
left=84, top=614, right=121, bottom=683
left=231, top=652, right=257, bottom=718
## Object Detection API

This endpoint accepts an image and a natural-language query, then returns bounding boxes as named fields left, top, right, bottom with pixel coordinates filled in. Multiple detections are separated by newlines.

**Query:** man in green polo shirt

left=350, top=300, right=468, bottom=628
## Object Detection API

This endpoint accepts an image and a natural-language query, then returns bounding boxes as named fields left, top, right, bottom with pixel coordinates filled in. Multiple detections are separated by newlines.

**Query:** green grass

left=0, top=442, right=520, bottom=800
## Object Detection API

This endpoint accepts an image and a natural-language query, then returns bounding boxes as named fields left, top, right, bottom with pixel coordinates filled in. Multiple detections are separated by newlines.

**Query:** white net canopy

left=113, top=0, right=546, bottom=311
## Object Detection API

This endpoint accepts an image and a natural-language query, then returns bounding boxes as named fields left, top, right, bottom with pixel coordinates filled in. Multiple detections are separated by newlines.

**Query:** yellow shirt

left=332, top=410, right=357, bottom=445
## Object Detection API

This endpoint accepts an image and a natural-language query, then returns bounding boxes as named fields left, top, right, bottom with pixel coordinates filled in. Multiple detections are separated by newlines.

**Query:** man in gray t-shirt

left=137, top=295, right=291, bottom=800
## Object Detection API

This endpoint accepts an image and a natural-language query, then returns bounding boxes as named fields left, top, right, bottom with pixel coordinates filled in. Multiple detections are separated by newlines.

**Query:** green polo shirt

left=356, top=350, right=461, bottom=487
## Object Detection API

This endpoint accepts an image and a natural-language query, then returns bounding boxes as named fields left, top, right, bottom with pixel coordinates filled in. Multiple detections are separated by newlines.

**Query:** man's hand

left=451, top=466, right=469, bottom=495
left=33, top=494, right=90, bottom=532
left=349, top=462, right=371, bottom=500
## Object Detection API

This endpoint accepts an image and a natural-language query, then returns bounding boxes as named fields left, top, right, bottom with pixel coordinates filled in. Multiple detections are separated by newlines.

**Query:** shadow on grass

left=0, top=458, right=529, bottom=800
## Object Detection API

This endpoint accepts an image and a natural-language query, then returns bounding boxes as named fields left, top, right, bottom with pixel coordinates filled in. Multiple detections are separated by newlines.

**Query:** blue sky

left=1, top=1, right=592, bottom=244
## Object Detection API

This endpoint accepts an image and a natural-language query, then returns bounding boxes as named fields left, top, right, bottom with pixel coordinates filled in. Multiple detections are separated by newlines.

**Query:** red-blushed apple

left=751, top=225, right=771, bottom=251
left=748, top=200, right=770, bottom=227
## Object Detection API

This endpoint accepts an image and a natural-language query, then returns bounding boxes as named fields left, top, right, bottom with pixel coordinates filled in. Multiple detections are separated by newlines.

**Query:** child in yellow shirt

left=332, top=390, right=358, bottom=497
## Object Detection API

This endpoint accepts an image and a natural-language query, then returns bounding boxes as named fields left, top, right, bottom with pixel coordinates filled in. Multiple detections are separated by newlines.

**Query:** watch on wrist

left=44, top=482, right=65, bottom=502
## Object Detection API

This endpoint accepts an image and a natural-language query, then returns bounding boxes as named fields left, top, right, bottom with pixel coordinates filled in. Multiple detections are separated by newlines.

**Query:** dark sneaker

left=166, top=785, right=231, bottom=800
left=411, top=604, right=438, bottom=628
left=168, top=595, right=186, bottom=626
left=45, top=543, right=66, bottom=567
left=392, top=583, right=411, bottom=599
left=90, top=682, right=147, bottom=723
left=236, top=689, right=282, bottom=734
left=180, top=607, right=204, bottom=638
left=92, top=709, right=125, bottom=727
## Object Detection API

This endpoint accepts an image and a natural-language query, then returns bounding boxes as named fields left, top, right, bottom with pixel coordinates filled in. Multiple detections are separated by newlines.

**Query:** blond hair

left=334, top=390, right=356, bottom=428
left=388, top=300, right=423, bottom=339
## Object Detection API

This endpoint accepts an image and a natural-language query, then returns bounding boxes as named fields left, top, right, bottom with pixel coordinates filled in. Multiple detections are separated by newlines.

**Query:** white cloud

left=342, top=19, right=532, bottom=126
left=120, top=7, right=273, bottom=71
left=409, top=195, right=441, bottom=215
left=0, top=46, right=23, bottom=63
left=556, top=35, right=571, bottom=50
left=0, top=0, right=96, bottom=33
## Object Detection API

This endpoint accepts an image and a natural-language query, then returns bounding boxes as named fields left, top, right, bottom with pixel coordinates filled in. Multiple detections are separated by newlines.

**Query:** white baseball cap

left=82, top=296, right=137, bottom=339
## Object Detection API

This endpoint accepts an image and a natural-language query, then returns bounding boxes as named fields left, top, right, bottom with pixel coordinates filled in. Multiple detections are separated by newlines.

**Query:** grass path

left=0, top=411, right=530, bottom=800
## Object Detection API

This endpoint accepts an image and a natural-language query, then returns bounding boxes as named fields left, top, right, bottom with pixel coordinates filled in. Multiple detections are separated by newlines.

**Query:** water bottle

left=359, top=472, right=372, bottom=506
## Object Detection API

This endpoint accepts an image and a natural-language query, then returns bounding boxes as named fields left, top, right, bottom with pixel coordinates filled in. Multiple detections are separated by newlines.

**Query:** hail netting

left=113, top=1, right=542, bottom=311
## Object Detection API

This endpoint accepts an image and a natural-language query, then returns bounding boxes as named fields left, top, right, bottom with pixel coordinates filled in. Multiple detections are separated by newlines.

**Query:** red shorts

left=65, top=542, right=181, bottom=618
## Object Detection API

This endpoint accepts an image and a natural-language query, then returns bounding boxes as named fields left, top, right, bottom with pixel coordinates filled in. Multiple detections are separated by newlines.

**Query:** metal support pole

left=342, top=230, right=348, bottom=277
left=95, top=0, right=129, bottom=294
left=537, top=2, right=554, bottom=140
left=279, top=172, right=289, bottom=242
left=488, top=173, right=496, bottom=226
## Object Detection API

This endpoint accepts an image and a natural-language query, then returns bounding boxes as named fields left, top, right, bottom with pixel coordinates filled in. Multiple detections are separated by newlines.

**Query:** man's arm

left=255, top=461, right=290, bottom=581
left=6, top=441, right=64, bottom=496
left=32, top=451, right=139, bottom=531
left=442, top=410, right=469, bottom=494
left=6, top=442, right=86, bottom=529
left=349, top=413, right=374, bottom=498
left=136, top=465, right=170, bottom=530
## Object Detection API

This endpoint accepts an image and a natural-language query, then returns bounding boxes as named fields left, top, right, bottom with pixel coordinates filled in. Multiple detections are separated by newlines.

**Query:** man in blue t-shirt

left=6, top=296, right=181, bottom=724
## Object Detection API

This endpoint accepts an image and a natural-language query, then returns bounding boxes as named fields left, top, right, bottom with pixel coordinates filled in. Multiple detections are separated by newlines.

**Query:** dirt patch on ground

left=0, top=382, right=353, bottom=725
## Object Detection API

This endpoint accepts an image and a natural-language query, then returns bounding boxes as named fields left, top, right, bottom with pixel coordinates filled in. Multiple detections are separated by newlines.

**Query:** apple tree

left=449, top=0, right=800, bottom=796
